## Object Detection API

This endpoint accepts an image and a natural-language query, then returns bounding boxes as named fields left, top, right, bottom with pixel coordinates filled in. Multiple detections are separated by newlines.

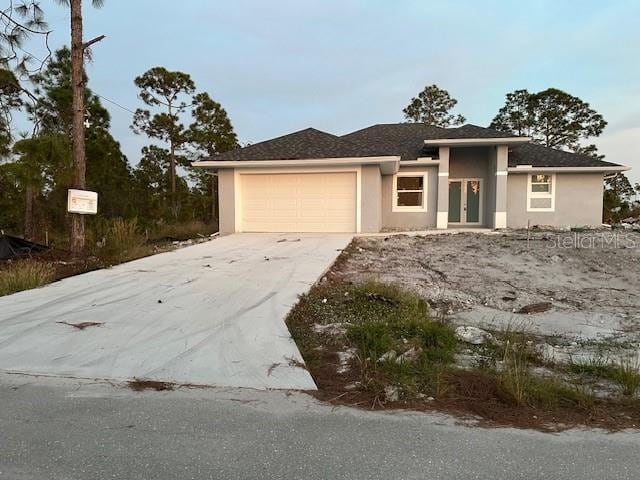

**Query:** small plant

left=0, top=260, right=55, bottom=296
left=567, top=356, right=614, bottom=377
left=94, top=218, right=148, bottom=263
left=611, top=357, right=640, bottom=397
left=568, top=355, right=640, bottom=397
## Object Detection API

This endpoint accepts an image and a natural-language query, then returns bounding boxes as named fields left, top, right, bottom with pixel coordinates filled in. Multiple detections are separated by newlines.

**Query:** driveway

left=0, top=233, right=352, bottom=389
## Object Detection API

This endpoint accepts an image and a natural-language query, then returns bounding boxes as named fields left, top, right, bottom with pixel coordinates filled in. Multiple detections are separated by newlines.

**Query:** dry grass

left=0, top=260, right=55, bottom=296
left=92, top=218, right=150, bottom=264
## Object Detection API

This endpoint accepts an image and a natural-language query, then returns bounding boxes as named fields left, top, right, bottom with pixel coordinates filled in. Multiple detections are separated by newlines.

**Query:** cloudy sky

left=36, top=0, right=639, bottom=184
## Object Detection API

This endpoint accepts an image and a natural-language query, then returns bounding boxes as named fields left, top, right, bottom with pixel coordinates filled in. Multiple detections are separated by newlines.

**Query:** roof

left=205, top=123, right=623, bottom=169
left=209, top=128, right=380, bottom=161
left=508, top=143, right=621, bottom=168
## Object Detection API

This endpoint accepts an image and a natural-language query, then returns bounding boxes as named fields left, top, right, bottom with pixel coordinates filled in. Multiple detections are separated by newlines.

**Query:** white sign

left=67, top=189, right=98, bottom=215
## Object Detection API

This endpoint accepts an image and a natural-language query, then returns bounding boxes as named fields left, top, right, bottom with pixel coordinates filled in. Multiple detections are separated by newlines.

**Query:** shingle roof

left=508, top=143, right=620, bottom=168
left=206, top=123, right=623, bottom=169
left=208, top=128, right=378, bottom=161
left=433, top=124, right=520, bottom=139
left=341, top=123, right=449, bottom=160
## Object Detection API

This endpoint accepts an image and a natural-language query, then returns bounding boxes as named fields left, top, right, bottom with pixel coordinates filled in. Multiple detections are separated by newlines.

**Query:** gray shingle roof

left=206, top=123, right=622, bottom=169
left=208, top=128, right=377, bottom=161
left=508, top=143, right=620, bottom=168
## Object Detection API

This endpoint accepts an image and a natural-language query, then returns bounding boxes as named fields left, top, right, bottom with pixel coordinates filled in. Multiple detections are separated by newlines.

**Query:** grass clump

left=0, top=260, right=55, bottom=296
left=568, top=356, right=640, bottom=397
left=92, top=217, right=150, bottom=263
left=287, top=280, right=457, bottom=400
left=611, top=358, right=640, bottom=397
left=483, top=322, right=596, bottom=410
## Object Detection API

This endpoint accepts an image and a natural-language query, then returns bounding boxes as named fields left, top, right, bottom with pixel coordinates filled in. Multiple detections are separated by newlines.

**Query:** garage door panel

left=240, top=172, right=357, bottom=233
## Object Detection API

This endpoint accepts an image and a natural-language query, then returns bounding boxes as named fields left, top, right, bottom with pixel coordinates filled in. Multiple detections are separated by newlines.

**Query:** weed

left=568, top=356, right=640, bottom=397
left=0, top=260, right=55, bottom=296
left=93, top=218, right=149, bottom=263
left=287, top=280, right=457, bottom=399
left=567, top=356, right=615, bottom=378
left=611, top=357, right=640, bottom=397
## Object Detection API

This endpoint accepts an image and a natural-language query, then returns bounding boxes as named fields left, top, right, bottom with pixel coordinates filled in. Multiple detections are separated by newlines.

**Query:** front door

left=448, top=179, right=483, bottom=225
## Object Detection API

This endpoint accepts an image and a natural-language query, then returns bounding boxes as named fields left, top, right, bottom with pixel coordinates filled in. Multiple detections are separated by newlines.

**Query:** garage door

left=240, top=172, right=357, bottom=232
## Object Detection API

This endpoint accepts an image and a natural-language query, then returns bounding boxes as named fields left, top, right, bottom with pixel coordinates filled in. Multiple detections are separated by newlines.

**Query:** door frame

left=448, top=178, right=484, bottom=226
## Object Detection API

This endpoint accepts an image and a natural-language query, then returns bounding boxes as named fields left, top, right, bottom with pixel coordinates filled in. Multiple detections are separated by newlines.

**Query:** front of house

left=193, top=123, right=628, bottom=234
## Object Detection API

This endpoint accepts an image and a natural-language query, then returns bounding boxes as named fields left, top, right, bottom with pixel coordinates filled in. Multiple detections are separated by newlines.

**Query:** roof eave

left=192, top=156, right=401, bottom=175
left=508, top=165, right=629, bottom=173
left=424, top=137, right=531, bottom=146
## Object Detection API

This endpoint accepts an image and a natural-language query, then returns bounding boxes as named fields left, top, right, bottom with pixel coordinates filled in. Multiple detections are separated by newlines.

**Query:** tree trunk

left=170, top=140, right=176, bottom=218
left=24, top=184, right=34, bottom=241
left=167, top=101, right=177, bottom=219
left=69, top=0, right=86, bottom=254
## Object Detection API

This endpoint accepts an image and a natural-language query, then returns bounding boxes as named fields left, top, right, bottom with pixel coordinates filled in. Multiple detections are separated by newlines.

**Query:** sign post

left=67, top=189, right=98, bottom=215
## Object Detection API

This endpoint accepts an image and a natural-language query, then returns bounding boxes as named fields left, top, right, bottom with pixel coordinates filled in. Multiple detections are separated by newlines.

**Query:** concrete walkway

left=0, top=233, right=352, bottom=389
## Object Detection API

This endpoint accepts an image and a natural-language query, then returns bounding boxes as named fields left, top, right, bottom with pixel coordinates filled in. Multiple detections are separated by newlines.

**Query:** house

left=193, top=123, right=628, bottom=234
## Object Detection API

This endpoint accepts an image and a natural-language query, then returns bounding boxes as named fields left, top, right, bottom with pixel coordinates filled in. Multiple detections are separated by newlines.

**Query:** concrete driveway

left=0, top=234, right=352, bottom=389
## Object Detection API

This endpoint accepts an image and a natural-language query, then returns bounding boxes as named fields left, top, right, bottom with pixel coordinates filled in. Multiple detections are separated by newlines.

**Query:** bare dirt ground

left=334, top=230, right=640, bottom=343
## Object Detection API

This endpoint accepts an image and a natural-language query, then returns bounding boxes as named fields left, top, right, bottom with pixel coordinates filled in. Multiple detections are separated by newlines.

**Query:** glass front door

left=448, top=179, right=482, bottom=225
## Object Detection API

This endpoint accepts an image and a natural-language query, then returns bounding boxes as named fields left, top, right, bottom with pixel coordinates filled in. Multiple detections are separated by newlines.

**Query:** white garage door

left=240, top=172, right=357, bottom=232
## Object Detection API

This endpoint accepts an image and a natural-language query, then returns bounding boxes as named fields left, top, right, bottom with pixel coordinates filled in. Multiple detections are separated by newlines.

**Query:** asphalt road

left=1, top=374, right=638, bottom=480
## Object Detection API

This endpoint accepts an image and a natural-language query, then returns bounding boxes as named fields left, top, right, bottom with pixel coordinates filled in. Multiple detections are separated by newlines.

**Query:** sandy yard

left=334, top=230, right=640, bottom=343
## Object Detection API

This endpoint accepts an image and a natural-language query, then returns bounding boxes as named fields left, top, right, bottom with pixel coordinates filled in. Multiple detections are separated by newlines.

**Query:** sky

left=30, top=0, right=640, bottom=185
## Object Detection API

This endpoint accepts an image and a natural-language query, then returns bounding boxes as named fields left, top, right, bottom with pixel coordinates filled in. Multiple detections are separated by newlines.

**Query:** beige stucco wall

left=507, top=173, right=604, bottom=228
left=218, top=168, right=236, bottom=234
left=381, top=165, right=438, bottom=230
left=361, top=165, right=382, bottom=233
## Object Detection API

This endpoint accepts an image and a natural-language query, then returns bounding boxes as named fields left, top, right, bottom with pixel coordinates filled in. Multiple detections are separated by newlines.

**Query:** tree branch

left=83, top=34, right=105, bottom=50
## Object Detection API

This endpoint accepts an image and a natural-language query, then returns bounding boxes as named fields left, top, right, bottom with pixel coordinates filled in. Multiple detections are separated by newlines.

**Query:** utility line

left=14, top=44, right=147, bottom=117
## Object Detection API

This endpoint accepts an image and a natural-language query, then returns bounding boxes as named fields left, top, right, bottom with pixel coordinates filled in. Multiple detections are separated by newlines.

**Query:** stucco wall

left=361, top=165, right=382, bottom=233
left=381, top=165, right=438, bottom=230
left=218, top=168, right=236, bottom=234
left=507, top=173, right=604, bottom=228
left=485, top=147, right=497, bottom=227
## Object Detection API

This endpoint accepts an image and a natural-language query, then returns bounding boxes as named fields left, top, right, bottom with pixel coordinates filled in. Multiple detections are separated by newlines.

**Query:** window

left=393, top=172, right=428, bottom=212
left=527, top=174, right=555, bottom=211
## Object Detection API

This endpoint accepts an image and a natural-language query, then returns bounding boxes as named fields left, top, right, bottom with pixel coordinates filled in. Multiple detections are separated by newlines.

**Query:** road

left=1, top=374, right=638, bottom=480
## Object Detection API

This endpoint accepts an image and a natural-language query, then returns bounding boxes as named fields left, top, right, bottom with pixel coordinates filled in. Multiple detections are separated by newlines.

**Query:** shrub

left=0, top=260, right=55, bottom=296
left=94, top=218, right=148, bottom=263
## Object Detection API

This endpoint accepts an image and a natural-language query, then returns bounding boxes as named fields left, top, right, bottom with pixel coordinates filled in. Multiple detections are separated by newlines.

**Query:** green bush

left=0, top=261, right=55, bottom=296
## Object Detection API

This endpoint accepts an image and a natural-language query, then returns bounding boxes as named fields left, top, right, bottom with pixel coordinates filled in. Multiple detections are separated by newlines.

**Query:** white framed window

left=392, top=172, right=428, bottom=212
left=527, top=173, right=555, bottom=212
